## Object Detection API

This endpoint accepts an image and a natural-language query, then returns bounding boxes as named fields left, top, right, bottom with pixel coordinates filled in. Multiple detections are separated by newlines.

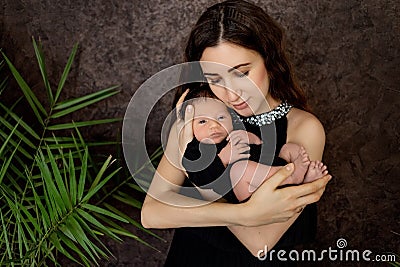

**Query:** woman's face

left=199, top=42, right=273, bottom=116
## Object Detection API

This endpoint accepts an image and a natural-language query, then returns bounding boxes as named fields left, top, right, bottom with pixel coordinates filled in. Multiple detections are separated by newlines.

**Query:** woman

left=141, top=0, right=331, bottom=266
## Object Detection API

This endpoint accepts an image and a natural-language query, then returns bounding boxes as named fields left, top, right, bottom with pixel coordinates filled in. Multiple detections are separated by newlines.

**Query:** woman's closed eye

left=207, top=77, right=222, bottom=85
left=234, top=70, right=249, bottom=78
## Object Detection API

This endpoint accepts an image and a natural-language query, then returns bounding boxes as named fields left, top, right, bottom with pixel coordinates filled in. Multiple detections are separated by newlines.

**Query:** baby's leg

left=230, top=160, right=281, bottom=202
left=278, top=143, right=310, bottom=184
left=304, top=161, right=328, bottom=183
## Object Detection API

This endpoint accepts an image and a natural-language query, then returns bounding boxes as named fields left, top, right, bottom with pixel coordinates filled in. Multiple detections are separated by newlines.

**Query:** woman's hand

left=175, top=89, right=194, bottom=159
left=237, top=163, right=332, bottom=227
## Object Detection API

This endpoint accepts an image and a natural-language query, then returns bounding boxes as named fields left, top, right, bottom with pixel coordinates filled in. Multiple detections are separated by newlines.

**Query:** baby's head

left=180, top=84, right=233, bottom=144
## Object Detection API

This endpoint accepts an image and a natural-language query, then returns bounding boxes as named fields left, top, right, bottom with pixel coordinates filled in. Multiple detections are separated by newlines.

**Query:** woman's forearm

left=141, top=157, right=330, bottom=230
left=141, top=155, right=245, bottom=228
left=141, top=193, right=242, bottom=228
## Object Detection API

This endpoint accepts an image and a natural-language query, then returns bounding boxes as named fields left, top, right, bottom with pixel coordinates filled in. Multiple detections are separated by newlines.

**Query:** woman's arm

left=286, top=108, right=326, bottom=161
left=141, top=117, right=330, bottom=230
left=142, top=157, right=328, bottom=229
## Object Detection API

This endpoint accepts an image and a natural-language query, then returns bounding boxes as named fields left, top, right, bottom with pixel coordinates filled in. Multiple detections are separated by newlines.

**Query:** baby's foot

left=304, top=161, right=328, bottom=183
left=285, top=146, right=310, bottom=184
left=292, top=146, right=311, bottom=183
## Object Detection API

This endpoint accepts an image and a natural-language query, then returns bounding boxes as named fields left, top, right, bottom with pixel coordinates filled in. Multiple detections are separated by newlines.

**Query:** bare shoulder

left=286, top=108, right=326, bottom=160
left=287, top=108, right=325, bottom=135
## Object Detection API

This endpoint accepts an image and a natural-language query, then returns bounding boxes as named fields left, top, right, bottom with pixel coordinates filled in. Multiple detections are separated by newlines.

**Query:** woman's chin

left=234, top=108, right=254, bottom=117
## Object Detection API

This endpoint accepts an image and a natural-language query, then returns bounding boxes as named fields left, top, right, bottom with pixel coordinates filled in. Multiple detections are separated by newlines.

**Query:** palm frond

left=54, top=42, right=78, bottom=104
left=32, top=38, right=53, bottom=105
left=1, top=52, right=47, bottom=125
left=0, top=102, right=41, bottom=140
left=51, top=86, right=119, bottom=119
left=0, top=38, right=163, bottom=266
left=47, top=118, right=121, bottom=130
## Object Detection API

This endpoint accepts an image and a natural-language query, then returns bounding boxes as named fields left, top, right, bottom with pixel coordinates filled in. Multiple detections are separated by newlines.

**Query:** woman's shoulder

left=287, top=107, right=323, bottom=130
left=286, top=107, right=325, bottom=146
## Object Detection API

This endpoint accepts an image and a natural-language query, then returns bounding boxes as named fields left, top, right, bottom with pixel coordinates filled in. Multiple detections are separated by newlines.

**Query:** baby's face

left=192, top=98, right=233, bottom=144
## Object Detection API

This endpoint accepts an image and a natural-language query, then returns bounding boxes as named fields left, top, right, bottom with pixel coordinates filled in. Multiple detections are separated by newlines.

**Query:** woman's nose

left=226, top=89, right=239, bottom=102
left=224, top=79, right=241, bottom=101
left=226, top=88, right=240, bottom=102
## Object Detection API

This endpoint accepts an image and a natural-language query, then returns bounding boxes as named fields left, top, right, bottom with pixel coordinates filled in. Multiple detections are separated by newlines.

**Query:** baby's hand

left=227, top=130, right=262, bottom=145
left=218, top=140, right=250, bottom=166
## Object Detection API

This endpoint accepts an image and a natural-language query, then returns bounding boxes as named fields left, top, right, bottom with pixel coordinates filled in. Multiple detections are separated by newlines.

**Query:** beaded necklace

left=239, top=102, right=292, bottom=126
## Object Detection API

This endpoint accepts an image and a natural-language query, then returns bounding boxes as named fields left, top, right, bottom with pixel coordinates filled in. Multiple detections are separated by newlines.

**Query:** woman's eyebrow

left=203, top=63, right=251, bottom=76
left=228, top=63, right=250, bottom=72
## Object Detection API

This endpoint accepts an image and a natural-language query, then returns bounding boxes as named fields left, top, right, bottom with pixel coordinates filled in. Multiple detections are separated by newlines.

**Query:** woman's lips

left=232, top=101, right=249, bottom=110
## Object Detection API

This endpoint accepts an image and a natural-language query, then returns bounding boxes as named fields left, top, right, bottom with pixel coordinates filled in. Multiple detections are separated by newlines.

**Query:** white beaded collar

left=239, top=102, right=293, bottom=126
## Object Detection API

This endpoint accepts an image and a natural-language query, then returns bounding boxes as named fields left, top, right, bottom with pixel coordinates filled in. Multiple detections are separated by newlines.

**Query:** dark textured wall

left=1, top=0, right=399, bottom=266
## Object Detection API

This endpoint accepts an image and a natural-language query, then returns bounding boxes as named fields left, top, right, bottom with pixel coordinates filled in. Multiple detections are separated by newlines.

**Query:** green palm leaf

left=103, top=203, right=164, bottom=242
left=0, top=211, right=13, bottom=265
left=0, top=129, right=33, bottom=160
left=31, top=146, right=120, bottom=265
left=47, top=118, right=121, bottom=130
left=0, top=102, right=41, bottom=140
left=46, top=147, right=72, bottom=211
left=0, top=117, right=37, bottom=149
left=75, top=208, right=121, bottom=242
left=81, top=203, right=128, bottom=223
left=51, top=86, right=119, bottom=119
left=32, top=38, right=53, bottom=104
left=54, top=42, right=78, bottom=104
left=1, top=53, right=47, bottom=125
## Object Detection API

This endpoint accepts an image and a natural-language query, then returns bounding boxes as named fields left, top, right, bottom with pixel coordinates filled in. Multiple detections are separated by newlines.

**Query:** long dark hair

left=174, top=0, right=309, bottom=111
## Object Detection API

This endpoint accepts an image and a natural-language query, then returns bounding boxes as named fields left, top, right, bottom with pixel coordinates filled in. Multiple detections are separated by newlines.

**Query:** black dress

left=182, top=138, right=240, bottom=203
left=164, top=103, right=317, bottom=267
